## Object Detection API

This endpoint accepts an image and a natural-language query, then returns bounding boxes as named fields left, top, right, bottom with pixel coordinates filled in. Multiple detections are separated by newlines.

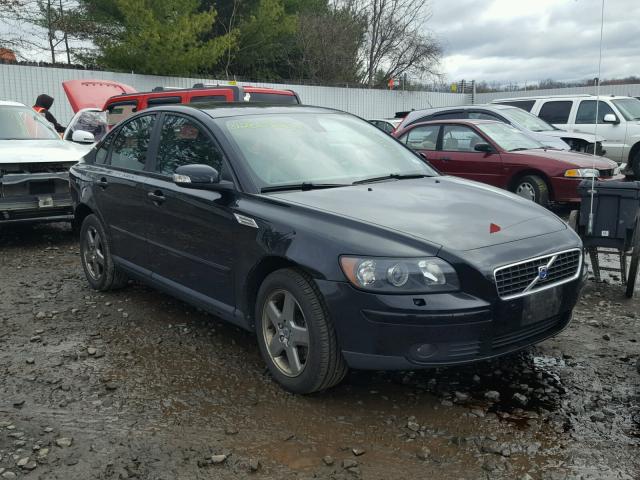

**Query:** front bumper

left=552, top=174, right=626, bottom=203
left=317, top=270, right=586, bottom=370
left=0, top=171, right=73, bottom=224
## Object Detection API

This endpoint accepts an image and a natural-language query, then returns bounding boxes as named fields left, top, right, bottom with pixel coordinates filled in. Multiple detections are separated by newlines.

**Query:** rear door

left=436, top=124, right=504, bottom=187
left=398, top=124, right=441, bottom=168
left=143, top=112, right=237, bottom=312
left=93, top=113, right=158, bottom=270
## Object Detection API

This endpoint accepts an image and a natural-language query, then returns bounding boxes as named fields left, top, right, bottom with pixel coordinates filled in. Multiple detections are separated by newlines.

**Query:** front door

left=144, top=113, right=237, bottom=310
left=573, top=99, right=625, bottom=163
left=435, top=124, right=504, bottom=187
left=93, top=113, right=158, bottom=269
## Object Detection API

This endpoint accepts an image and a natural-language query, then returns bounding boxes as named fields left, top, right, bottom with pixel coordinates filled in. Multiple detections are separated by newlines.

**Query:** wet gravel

left=0, top=223, right=639, bottom=479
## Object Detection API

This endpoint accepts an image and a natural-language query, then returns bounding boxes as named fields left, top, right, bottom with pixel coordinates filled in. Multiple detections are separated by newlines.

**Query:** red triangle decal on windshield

left=490, top=223, right=501, bottom=234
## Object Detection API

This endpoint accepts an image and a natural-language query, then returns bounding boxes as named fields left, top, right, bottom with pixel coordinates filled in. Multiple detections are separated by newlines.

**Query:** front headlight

left=564, top=168, right=599, bottom=178
left=339, top=256, right=460, bottom=293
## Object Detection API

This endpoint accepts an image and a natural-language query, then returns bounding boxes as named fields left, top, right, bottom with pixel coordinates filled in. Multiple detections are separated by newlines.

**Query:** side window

left=67, top=110, right=108, bottom=142
left=575, top=100, right=616, bottom=124
left=110, top=115, right=156, bottom=171
left=189, top=95, right=228, bottom=104
left=538, top=101, right=572, bottom=124
left=497, top=100, right=535, bottom=112
left=432, top=111, right=467, bottom=120
left=468, top=111, right=501, bottom=121
left=147, top=96, right=182, bottom=106
left=95, top=134, right=114, bottom=165
left=401, top=125, right=439, bottom=150
left=155, top=114, right=225, bottom=176
left=107, top=102, right=137, bottom=129
left=442, top=125, right=486, bottom=152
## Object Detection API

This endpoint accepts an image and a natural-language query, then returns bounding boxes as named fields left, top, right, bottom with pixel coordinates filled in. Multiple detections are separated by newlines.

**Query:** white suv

left=492, top=94, right=640, bottom=175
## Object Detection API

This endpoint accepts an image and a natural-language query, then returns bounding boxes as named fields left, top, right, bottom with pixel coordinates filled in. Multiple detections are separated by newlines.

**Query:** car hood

left=0, top=140, right=85, bottom=164
left=510, top=149, right=618, bottom=170
left=537, top=129, right=605, bottom=143
left=526, top=132, right=571, bottom=150
left=62, top=79, right=136, bottom=112
left=268, top=176, right=567, bottom=251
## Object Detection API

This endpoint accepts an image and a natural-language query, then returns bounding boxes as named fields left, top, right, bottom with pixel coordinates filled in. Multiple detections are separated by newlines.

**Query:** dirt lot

left=0, top=223, right=639, bottom=480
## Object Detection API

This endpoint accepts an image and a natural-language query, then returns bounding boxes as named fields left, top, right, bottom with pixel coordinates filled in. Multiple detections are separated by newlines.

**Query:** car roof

left=406, top=118, right=502, bottom=127
left=401, top=104, right=518, bottom=126
left=0, top=100, right=27, bottom=107
left=492, top=94, right=633, bottom=102
left=193, top=103, right=342, bottom=118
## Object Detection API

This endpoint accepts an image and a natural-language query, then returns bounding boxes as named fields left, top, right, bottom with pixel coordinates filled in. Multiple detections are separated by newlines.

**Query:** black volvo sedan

left=69, top=104, right=586, bottom=394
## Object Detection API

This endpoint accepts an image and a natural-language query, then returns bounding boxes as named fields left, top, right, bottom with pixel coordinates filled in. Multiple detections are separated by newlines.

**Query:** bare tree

left=358, top=0, right=441, bottom=87
left=0, top=0, right=78, bottom=63
left=295, top=0, right=365, bottom=84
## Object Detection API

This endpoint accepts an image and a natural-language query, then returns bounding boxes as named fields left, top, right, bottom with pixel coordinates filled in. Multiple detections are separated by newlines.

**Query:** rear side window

left=575, top=100, right=616, bottom=124
left=401, top=125, right=439, bottom=150
left=432, top=111, right=467, bottom=120
left=189, top=95, right=228, bottom=104
left=468, top=111, right=501, bottom=121
left=155, top=114, right=225, bottom=176
left=496, top=100, right=535, bottom=112
left=538, top=101, right=572, bottom=124
left=244, top=92, right=298, bottom=104
left=110, top=115, right=156, bottom=171
left=147, top=96, right=182, bottom=106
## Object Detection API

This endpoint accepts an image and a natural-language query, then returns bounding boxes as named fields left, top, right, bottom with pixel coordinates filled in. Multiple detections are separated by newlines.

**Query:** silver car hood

left=0, top=140, right=85, bottom=164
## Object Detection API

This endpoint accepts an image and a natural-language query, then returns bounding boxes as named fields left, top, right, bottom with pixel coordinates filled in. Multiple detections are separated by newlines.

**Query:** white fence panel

left=475, top=84, right=640, bottom=104
left=0, top=64, right=469, bottom=124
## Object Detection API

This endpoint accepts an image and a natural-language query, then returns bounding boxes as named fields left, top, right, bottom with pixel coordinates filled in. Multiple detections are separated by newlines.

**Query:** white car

left=0, top=101, right=90, bottom=225
left=492, top=94, right=640, bottom=174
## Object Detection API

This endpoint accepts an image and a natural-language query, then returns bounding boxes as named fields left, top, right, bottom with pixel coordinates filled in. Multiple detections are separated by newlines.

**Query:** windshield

left=501, top=107, right=557, bottom=132
left=0, top=105, right=60, bottom=140
left=612, top=98, right=640, bottom=121
left=216, top=112, right=436, bottom=188
left=477, top=123, right=542, bottom=151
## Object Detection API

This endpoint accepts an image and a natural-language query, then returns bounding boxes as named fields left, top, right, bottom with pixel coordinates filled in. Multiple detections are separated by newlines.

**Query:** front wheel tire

left=513, top=175, right=550, bottom=207
left=79, top=214, right=128, bottom=291
left=255, top=268, right=347, bottom=394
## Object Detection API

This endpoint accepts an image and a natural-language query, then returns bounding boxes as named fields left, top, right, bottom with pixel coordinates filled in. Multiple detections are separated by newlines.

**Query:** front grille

left=494, top=249, right=582, bottom=299
left=599, top=169, right=613, bottom=178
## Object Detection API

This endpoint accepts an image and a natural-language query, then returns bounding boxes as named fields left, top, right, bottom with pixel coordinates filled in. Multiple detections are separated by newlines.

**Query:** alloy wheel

left=84, top=226, right=105, bottom=281
left=516, top=182, right=536, bottom=202
left=262, top=289, right=310, bottom=377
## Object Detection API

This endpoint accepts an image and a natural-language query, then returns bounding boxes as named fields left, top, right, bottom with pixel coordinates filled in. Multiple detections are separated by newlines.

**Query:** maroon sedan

left=393, top=119, right=621, bottom=205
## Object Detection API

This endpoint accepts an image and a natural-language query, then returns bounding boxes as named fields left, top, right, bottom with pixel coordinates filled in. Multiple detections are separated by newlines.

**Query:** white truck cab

left=492, top=94, right=640, bottom=175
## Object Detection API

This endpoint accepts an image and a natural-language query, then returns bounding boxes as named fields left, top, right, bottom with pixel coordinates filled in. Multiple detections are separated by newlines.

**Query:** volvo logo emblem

left=538, top=266, right=549, bottom=280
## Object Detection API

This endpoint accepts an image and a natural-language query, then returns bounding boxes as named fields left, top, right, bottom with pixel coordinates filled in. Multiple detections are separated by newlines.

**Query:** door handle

left=440, top=157, right=451, bottom=161
left=97, top=177, right=108, bottom=189
left=147, top=190, right=166, bottom=204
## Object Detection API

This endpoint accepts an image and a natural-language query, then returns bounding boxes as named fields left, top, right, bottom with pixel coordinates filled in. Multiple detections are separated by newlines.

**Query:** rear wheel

left=255, top=268, right=347, bottom=394
left=513, top=175, right=550, bottom=207
left=80, top=214, right=128, bottom=291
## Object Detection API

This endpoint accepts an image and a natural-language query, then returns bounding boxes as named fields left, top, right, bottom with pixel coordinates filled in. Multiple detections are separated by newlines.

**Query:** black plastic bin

left=577, top=180, right=640, bottom=249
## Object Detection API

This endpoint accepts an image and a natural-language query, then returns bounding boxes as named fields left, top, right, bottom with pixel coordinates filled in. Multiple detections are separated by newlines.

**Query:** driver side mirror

left=603, top=113, right=619, bottom=124
left=474, top=143, right=494, bottom=153
left=71, top=130, right=95, bottom=144
left=173, top=164, right=221, bottom=189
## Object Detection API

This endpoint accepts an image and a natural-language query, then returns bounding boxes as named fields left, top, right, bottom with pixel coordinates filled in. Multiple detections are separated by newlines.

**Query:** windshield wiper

left=509, top=147, right=530, bottom=152
left=260, top=182, right=348, bottom=193
left=352, top=173, right=430, bottom=185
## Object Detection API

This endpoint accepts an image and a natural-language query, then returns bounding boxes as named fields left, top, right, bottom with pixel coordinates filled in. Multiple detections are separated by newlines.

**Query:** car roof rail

left=492, top=94, right=593, bottom=102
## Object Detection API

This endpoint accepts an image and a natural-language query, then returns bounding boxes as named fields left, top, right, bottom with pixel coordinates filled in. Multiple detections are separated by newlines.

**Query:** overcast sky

left=431, top=0, right=640, bottom=85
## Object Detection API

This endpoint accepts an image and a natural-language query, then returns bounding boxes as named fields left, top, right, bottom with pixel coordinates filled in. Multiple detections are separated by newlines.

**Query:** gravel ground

left=0, top=222, right=639, bottom=480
